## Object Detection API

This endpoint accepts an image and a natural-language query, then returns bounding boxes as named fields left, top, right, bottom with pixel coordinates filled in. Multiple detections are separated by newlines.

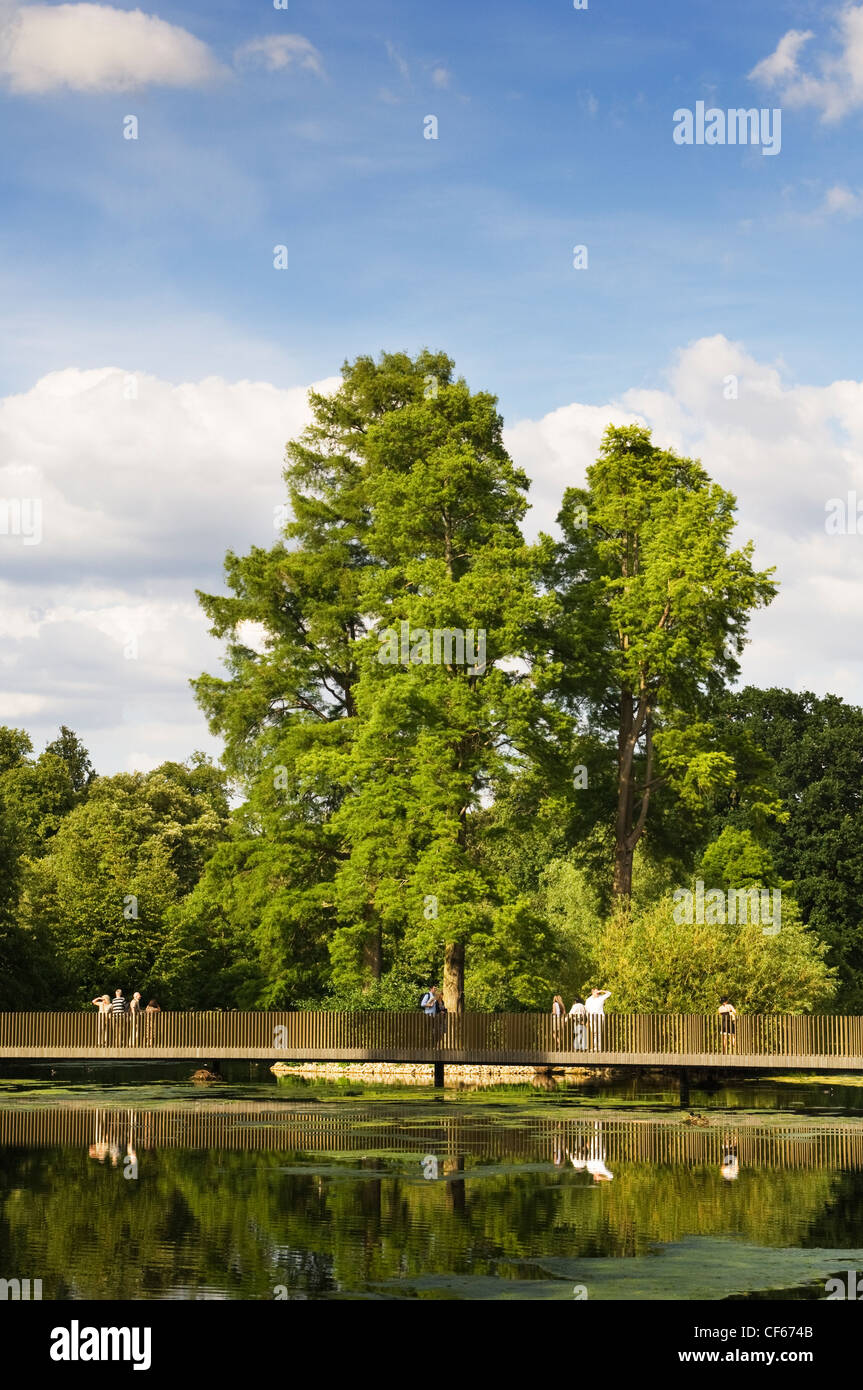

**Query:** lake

left=2, top=1064, right=863, bottom=1301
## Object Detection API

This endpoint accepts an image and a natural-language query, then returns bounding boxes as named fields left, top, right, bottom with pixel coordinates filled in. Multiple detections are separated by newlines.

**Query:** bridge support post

left=433, top=1059, right=445, bottom=1089
left=678, top=1068, right=690, bottom=1108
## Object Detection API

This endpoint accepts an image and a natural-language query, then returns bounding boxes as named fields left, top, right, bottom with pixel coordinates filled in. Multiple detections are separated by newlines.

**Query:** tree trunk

left=443, top=941, right=465, bottom=1014
left=613, top=690, right=636, bottom=904
left=612, top=691, right=653, bottom=906
left=612, top=841, right=634, bottom=899
left=362, top=922, right=382, bottom=984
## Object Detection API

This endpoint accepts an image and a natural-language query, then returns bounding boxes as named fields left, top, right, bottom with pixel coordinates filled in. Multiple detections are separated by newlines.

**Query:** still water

left=2, top=1064, right=863, bottom=1301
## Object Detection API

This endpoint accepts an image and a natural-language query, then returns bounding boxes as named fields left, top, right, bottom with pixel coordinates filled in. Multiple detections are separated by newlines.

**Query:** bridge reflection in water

left=6, top=1101, right=863, bottom=1300
left=2, top=1104, right=862, bottom=1176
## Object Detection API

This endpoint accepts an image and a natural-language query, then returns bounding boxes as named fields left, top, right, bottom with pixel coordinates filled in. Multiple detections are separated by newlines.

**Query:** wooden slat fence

left=0, top=1011, right=862, bottom=1068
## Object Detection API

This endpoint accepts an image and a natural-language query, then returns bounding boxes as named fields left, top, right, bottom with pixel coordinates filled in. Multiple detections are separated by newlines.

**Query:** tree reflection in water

left=0, top=1102, right=861, bottom=1299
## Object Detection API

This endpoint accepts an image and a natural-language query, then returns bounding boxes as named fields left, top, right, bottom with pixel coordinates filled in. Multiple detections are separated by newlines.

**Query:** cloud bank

left=0, top=3, right=226, bottom=94
left=0, top=4, right=324, bottom=95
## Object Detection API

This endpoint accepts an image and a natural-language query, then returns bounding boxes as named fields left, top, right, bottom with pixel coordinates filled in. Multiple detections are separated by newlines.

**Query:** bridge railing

left=0, top=1010, right=861, bottom=1059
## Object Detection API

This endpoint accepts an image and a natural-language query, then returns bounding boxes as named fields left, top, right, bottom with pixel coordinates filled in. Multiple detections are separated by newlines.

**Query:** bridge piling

left=678, top=1068, right=690, bottom=1108
left=434, top=1060, right=445, bottom=1089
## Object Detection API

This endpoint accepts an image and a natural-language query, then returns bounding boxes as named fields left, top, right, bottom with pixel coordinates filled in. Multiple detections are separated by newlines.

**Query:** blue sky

left=2, top=0, right=863, bottom=771
left=2, top=0, right=860, bottom=414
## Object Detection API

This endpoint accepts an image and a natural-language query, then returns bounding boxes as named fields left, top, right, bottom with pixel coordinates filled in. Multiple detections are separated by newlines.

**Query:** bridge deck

left=0, top=1011, right=861, bottom=1071
left=2, top=1048, right=863, bottom=1071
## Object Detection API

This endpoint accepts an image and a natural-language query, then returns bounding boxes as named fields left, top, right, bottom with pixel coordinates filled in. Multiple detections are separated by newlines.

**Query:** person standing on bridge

left=144, top=999, right=161, bottom=1047
left=92, top=994, right=111, bottom=1047
left=569, top=997, right=587, bottom=1051
left=552, top=995, right=565, bottom=1048
left=110, top=989, right=128, bottom=1046
left=718, top=997, right=737, bottom=1054
left=431, top=986, right=447, bottom=1041
left=129, top=992, right=142, bottom=1046
left=585, top=987, right=611, bottom=1050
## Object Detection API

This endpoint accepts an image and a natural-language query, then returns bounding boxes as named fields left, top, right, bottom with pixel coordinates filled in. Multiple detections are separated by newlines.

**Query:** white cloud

left=234, top=34, right=324, bottom=77
left=0, top=367, right=328, bottom=574
left=431, top=66, right=450, bottom=89
left=0, top=692, right=50, bottom=719
left=749, top=29, right=814, bottom=87
left=750, top=7, right=863, bottom=122
left=0, top=366, right=339, bottom=770
left=384, top=40, right=409, bottom=82
left=0, top=3, right=225, bottom=94
left=821, top=182, right=863, bottom=216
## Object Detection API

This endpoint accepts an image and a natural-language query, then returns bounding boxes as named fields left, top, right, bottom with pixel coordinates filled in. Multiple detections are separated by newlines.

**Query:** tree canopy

left=0, top=352, right=852, bottom=1018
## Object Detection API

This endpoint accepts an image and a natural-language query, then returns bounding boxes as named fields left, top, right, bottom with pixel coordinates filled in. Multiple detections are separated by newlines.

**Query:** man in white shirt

left=584, top=987, right=611, bottom=1049
left=568, top=997, right=587, bottom=1050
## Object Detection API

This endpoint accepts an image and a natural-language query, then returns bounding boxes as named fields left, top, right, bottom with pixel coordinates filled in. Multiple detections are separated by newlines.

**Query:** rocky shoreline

left=270, top=1060, right=606, bottom=1084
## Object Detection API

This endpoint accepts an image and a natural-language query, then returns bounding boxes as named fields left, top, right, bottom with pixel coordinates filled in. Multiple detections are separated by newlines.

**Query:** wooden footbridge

left=1, top=1011, right=862, bottom=1083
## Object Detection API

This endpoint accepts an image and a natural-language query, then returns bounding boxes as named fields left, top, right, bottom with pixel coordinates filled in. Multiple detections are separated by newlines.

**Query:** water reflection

left=2, top=1102, right=863, bottom=1300
left=721, top=1134, right=740, bottom=1182
left=551, top=1122, right=615, bottom=1181
left=87, top=1109, right=138, bottom=1176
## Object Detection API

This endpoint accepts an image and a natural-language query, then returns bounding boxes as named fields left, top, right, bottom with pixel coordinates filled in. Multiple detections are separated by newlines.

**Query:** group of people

left=92, top=989, right=161, bottom=1045
left=552, top=991, right=739, bottom=1051
left=552, top=988, right=612, bottom=1048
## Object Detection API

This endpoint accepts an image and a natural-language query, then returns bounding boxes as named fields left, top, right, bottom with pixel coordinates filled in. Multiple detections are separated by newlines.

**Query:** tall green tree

left=191, top=351, right=457, bottom=1001
left=330, top=372, right=555, bottom=1010
left=550, top=424, right=778, bottom=901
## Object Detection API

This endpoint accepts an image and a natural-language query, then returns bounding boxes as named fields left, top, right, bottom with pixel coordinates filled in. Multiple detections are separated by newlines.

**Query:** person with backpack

left=431, top=986, right=447, bottom=1041
left=420, top=987, right=438, bottom=1016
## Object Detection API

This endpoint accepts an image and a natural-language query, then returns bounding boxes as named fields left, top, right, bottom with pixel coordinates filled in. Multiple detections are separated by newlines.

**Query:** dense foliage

left=0, top=352, right=854, bottom=1014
